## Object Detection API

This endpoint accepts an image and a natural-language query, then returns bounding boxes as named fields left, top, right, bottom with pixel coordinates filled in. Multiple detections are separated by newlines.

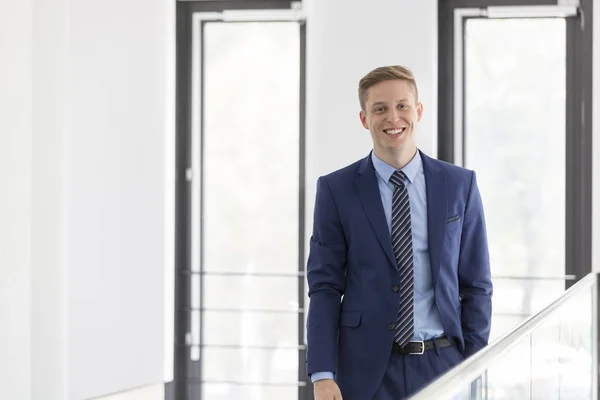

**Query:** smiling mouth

left=384, top=127, right=406, bottom=136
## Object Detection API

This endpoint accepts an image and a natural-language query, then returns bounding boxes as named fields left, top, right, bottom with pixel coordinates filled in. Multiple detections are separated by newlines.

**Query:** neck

left=374, top=146, right=417, bottom=170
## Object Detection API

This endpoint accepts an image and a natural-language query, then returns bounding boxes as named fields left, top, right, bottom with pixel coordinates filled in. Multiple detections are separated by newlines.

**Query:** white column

left=304, top=0, right=438, bottom=181
left=30, top=0, right=71, bottom=397
left=303, top=0, right=438, bottom=255
left=0, top=1, right=33, bottom=398
left=302, top=0, right=438, bottom=340
left=2, top=0, right=171, bottom=398
left=68, top=0, right=167, bottom=397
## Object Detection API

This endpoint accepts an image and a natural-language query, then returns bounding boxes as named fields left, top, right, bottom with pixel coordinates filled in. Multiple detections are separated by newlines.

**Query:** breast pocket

left=446, top=215, right=462, bottom=232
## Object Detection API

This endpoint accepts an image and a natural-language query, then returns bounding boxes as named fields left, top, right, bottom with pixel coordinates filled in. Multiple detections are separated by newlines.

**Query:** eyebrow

left=371, top=99, right=410, bottom=107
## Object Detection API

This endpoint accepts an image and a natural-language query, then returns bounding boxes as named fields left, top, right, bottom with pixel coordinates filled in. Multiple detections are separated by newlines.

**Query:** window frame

left=174, top=1, right=308, bottom=400
left=437, top=0, right=593, bottom=289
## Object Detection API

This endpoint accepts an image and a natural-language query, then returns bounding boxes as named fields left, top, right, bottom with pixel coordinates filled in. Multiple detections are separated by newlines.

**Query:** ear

left=416, top=102, right=424, bottom=122
left=360, top=110, right=369, bottom=129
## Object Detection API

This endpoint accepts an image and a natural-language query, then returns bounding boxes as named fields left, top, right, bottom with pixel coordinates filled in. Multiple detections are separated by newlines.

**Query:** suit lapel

left=354, top=155, right=397, bottom=268
left=421, top=152, right=446, bottom=289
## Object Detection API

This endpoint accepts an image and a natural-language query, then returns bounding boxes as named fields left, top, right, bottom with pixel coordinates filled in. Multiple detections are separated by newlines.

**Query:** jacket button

left=388, top=323, right=395, bottom=331
left=392, top=285, right=399, bottom=292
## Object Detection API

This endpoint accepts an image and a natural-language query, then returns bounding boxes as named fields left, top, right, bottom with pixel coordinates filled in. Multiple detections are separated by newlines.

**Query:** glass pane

left=556, top=288, right=593, bottom=399
left=491, top=278, right=564, bottom=339
left=531, top=313, right=561, bottom=400
left=203, top=310, right=298, bottom=347
left=410, top=281, right=595, bottom=400
left=464, top=18, right=567, bottom=340
left=202, top=347, right=298, bottom=384
left=529, top=300, right=593, bottom=400
left=203, top=275, right=298, bottom=311
left=490, top=315, right=527, bottom=342
left=202, top=384, right=297, bottom=400
left=485, top=336, right=532, bottom=399
left=203, top=21, right=300, bottom=276
left=200, top=21, right=301, bottom=398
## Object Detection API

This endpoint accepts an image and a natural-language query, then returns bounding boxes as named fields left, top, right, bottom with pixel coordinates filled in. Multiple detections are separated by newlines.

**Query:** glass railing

left=409, top=273, right=598, bottom=400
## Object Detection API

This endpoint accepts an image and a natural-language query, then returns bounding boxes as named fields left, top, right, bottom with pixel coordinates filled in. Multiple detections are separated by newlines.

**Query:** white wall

left=304, top=0, right=438, bottom=181
left=303, top=0, right=438, bottom=258
left=31, top=0, right=70, bottom=397
left=68, top=0, right=167, bottom=397
left=163, top=0, right=176, bottom=383
left=0, top=0, right=169, bottom=398
left=0, top=0, right=33, bottom=399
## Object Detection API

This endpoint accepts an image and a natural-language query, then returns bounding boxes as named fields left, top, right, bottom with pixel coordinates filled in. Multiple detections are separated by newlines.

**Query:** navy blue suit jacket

left=306, top=151, right=492, bottom=399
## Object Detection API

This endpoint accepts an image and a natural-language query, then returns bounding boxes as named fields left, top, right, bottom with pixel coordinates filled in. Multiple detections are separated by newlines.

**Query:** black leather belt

left=392, top=337, right=453, bottom=355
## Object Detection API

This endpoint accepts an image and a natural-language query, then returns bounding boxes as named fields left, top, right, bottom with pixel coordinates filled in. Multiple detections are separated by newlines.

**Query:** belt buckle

left=410, top=340, right=425, bottom=355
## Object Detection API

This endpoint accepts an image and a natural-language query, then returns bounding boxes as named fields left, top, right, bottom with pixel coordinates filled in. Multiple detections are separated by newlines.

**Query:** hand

left=314, top=379, right=343, bottom=400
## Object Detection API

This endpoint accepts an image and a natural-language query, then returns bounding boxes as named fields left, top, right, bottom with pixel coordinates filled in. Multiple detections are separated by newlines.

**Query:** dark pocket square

left=447, top=215, right=461, bottom=223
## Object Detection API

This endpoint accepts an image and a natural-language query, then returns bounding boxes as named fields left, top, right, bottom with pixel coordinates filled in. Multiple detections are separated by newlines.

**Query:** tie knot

left=390, top=170, right=406, bottom=188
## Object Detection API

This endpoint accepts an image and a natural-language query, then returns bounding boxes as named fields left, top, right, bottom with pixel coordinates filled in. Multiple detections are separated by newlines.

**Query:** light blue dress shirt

left=311, top=150, right=444, bottom=383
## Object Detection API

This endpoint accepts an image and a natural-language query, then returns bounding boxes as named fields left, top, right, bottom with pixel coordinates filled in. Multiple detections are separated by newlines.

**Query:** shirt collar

left=371, top=149, right=421, bottom=185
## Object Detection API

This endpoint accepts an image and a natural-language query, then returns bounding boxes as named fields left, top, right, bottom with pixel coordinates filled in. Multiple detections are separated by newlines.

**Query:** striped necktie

left=390, top=170, right=414, bottom=347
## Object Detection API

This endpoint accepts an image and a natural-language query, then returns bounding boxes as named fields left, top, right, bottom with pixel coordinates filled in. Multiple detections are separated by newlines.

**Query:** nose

left=387, top=108, right=401, bottom=123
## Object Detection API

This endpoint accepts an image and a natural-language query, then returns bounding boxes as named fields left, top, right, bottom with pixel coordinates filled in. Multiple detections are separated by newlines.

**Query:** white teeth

left=385, top=128, right=406, bottom=135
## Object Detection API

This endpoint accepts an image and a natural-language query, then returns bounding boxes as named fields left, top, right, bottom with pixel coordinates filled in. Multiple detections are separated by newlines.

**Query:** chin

left=385, top=138, right=408, bottom=148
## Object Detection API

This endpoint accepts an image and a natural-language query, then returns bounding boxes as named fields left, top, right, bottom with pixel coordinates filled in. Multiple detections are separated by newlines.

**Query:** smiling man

left=306, top=65, right=493, bottom=400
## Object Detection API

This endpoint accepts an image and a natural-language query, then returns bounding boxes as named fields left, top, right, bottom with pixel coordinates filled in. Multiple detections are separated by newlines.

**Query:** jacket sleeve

left=458, top=171, right=493, bottom=358
left=306, top=176, right=347, bottom=375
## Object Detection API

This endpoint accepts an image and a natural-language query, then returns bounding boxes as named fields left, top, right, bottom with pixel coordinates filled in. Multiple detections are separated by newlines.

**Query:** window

left=438, top=0, right=592, bottom=340
left=175, top=2, right=307, bottom=400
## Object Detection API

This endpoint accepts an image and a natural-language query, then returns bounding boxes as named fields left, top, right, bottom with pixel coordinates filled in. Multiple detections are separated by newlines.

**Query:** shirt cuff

left=311, top=371, right=335, bottom=383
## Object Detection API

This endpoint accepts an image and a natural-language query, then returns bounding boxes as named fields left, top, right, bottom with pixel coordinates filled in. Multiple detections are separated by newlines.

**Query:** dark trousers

left=372, top=341, right=464, bottom=400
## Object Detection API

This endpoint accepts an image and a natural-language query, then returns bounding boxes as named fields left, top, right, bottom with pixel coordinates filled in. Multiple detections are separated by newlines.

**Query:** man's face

left=360, top=79, right=423, bottom=154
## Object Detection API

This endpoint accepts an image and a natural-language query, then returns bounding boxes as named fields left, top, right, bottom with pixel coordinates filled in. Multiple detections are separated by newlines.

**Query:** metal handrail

left=409, top=272, right=598, bottom=399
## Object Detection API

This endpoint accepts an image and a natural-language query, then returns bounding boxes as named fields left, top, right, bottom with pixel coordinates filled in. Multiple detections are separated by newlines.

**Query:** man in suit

left=305, top=65, right=492, bottom=400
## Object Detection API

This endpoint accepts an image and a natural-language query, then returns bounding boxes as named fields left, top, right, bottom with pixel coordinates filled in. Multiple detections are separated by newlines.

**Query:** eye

left=398, top=104, right=408, bottom=110
left=374, top=107, right=385, bottom=113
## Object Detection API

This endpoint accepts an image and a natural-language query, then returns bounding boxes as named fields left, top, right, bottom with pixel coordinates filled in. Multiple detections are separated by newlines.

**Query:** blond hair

left=358, top=65, right=419, bottom=111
